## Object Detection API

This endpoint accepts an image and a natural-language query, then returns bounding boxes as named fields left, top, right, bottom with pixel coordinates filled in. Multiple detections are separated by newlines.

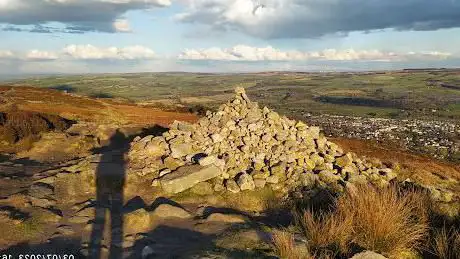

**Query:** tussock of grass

left=337, top=185, right=429, bottom=256
left=296, top=209, right=352, bottom=255
left=273, top=185, right=430, bottom=258
left=272, top=230, right=310, bottom=259
left=431, top=227, right=460, bottom=259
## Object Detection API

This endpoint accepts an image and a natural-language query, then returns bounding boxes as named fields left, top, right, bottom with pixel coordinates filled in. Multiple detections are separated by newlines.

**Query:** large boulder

left=160, top=165, right=222, bottom=194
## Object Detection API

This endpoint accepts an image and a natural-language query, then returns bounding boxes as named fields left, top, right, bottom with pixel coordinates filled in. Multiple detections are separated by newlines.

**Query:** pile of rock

left=128, top=87, right=396, bottom=194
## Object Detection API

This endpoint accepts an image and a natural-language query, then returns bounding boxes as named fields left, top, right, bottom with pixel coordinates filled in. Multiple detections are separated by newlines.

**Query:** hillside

left=5, top=71, right=460, bottom=162
left=0, top=86, right=458, bottom=258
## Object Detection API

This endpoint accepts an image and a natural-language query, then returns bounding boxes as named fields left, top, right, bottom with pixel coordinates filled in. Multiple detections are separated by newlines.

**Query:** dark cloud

left=0, top=0, right=170, bottom=33
left=177, top=0, right=460, bottom=38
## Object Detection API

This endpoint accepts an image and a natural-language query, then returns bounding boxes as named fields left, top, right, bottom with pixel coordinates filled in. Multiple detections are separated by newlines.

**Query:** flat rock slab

left=151, top=204, right=191, bottom=219
left=160, top=165, right=222, bottom=194
left=205, top=213, right=247, bottom=223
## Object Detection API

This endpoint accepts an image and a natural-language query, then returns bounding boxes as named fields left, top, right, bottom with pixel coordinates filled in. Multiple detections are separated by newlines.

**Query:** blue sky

left=1, top=0, right=460, bottom=75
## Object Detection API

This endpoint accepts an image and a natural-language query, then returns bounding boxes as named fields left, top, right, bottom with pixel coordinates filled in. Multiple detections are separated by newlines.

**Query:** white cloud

left=0, top=50, right=14, bottom=59
left=178, top=45, right=453, bottom=62
left=63, top=44, right=156, bottom=60
left=113, top=19, right=131, bottom=32
left=177, top=0, right=460, bottom=39
left=26, top=50, right=58, bottom=61
left=0, top=45, right=458, bottom=76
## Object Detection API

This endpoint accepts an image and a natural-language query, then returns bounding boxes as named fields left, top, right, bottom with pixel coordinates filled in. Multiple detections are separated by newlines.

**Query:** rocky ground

left=0, top=87, right=459, bottom=258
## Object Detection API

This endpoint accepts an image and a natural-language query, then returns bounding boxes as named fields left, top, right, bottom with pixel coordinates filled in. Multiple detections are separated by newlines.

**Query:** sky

left=1, top=0, right=460, bottom=75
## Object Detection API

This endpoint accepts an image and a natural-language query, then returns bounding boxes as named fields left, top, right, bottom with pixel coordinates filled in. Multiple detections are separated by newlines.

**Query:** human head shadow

left=89, top=129, right=129, bottom=259
left=91, top=124, right=168, bottom=155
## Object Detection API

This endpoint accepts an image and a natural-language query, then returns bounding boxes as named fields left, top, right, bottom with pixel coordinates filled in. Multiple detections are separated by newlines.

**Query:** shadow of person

left=89, top=130, right=130, bottom=259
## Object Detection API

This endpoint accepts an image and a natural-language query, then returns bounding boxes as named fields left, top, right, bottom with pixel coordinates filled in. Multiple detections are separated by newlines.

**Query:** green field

left=6, top=70, right=460, bottom=120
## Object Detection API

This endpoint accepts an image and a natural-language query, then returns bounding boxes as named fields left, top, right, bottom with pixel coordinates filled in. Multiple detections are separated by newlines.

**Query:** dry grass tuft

left=273, top=185, right=429, bottom=258
left=336, top=184, right=429, bottom=257
left=431, top=226, right=460, bottom=259
left=296, top=209, right=352, bottom=254
left=272, top=230, right=311, bottom=259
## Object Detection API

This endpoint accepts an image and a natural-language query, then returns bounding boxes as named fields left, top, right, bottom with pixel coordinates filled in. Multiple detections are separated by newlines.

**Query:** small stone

left=318, top=170, right=341, bottom=183
left=254, top=179, right=266, bottom=188
left=151, top=179, right=161, bottom=187
left=295, top=121, right=307, bottom=128
left=214, top=183, right=226, bottom=192
left=226, top=179, right=240, bottom=193
left=170, top=143, right=194, bottom=158
left=335, top=153, right=353, bottom=168
left=198, top=155, right=217, bottom=166
left=164, top=157, right=185, bottom=170
left=237, top=173, right=255, bottom=191
left=347, top=174, right=368, bottom=185
left=252, top=170, right=270, bottom=179
left=144, top=142, right=166, bottom=157
left=266, top=175, right=279, bottom=184
left=211, top=133, right=224, bottom=143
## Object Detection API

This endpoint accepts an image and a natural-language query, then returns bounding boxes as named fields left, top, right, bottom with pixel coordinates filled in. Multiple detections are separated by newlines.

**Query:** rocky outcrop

left=128, top=87, right=395, bottom=195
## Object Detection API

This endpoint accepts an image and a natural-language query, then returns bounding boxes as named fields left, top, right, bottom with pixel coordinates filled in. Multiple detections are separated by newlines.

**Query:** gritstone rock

left=128, top=87, right=395, bottom=194
left=160, top=165, right=222, bottom=194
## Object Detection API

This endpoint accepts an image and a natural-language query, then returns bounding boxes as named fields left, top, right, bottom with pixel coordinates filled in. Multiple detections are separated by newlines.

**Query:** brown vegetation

left=0, top=85, right=198, bottom=126
left=272, top=230, right=311, bottom=259
left=431, top=226, right=460, bottom=259
left=0, top=109, right=72, bottom=144
left=273, top=185, right=431, bottom=258
left=337, top=185, right=429, bottom=256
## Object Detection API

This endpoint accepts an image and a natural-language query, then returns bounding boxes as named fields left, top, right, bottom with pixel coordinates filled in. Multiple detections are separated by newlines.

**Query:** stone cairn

left=127, top=87, right=396, bottom=195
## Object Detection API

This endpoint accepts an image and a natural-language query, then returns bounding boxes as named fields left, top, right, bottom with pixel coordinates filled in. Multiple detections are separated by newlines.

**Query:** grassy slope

left=0, top=85, right=197, bottom=126
left=6, top=70, right=460, bottom=120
